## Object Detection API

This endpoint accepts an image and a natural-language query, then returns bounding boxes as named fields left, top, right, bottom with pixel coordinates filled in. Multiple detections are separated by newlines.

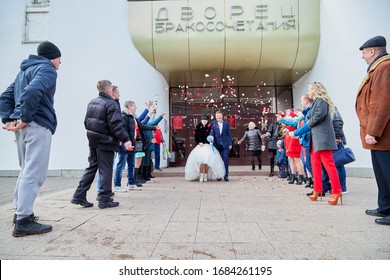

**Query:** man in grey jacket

left=0, top=41, right=62, bottom=237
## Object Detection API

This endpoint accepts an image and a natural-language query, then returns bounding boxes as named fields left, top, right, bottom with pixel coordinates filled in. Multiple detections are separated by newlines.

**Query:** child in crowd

left=276, top=140, right=287, bottom=178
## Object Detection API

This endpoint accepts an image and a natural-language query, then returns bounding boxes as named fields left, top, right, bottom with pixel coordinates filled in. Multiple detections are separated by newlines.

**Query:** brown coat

left=356, top=54, right=390, bottom=150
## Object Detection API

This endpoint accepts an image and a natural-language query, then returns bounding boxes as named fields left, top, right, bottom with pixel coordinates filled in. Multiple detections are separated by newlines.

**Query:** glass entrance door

left=169, top=85, right=292, bottom=167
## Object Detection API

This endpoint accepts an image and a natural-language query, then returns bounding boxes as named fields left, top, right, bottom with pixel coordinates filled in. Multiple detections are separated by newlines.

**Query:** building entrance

left=169, top=85, right=293, bottom=167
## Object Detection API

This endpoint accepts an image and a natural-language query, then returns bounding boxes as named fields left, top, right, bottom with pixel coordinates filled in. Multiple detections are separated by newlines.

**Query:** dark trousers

left=73, top=147, right=114, bottom=200
left=268, top=148, right=276, bottom=169
left=217, top=145, right=229, bottom=176
left=371, top=150, right=390, bottom=214
left=322, top=164, right=346, bottom=192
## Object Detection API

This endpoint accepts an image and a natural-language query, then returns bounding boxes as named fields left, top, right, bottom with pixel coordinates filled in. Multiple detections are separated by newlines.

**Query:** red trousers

left=311, top=148, right=342, bottom=194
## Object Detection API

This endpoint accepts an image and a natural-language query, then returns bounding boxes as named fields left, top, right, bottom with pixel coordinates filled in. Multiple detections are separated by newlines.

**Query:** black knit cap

left=359, top=35, right=386, bottom=50
left=37, top=41, right=61, bottom=59
left=200, top=114, right=209, bottom=120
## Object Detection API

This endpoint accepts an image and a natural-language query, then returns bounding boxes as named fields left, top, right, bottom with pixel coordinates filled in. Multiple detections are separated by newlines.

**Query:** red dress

left=284, top=125, right=301, bottom=158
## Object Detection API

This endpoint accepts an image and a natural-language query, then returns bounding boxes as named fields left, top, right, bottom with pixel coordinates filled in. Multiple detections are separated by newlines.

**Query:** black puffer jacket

left=84, top=92, right=130, bottom=151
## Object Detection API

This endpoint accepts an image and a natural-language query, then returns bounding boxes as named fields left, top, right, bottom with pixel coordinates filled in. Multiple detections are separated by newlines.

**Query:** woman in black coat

left=195, top=115, right=211, bottom=145
left=192, top=114, right=212, bottom=181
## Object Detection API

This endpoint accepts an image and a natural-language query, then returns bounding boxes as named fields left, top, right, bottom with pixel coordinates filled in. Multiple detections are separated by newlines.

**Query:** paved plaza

left=0, top=166, right=389, bottom=260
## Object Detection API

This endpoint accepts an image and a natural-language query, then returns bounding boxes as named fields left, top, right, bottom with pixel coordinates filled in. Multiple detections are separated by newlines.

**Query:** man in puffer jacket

left=0, top=41, right=61, bottom=237
left=71, top=80, right=133, bottom=209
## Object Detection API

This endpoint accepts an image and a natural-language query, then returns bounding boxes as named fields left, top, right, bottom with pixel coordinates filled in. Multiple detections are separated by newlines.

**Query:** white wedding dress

left=184, top=143, right=226, bottom=181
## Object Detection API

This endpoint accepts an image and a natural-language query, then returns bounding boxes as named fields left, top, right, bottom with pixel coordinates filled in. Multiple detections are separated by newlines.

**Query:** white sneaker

left=203, top=173, right=208, bottom=182
left=342, top=191, right=348, bottom=194
left=128, top=184, right=142, bottom=191
left=199, top=173, right=204, bottom=182
left=114, top=186, right=127, bottom=193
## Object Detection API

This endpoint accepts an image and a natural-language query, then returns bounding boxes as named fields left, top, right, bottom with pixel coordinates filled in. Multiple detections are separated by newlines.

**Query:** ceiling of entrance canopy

left=127, top=0, right=320, bottom=87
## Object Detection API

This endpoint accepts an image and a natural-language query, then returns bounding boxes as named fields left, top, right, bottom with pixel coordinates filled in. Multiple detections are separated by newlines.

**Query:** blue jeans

left=304, top=146, right=313, bottom=175
left=154, top=144, right=161, bottom=169
left=113, top=153, right=128, bottom=187
left=112, top=152, right=136, bottom=186
left=126, top=153, right=136, bottom=185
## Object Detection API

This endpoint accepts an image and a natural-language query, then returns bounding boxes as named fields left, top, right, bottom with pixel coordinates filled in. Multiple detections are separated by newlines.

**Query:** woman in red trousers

left=290, top=82, right=342, bottom=205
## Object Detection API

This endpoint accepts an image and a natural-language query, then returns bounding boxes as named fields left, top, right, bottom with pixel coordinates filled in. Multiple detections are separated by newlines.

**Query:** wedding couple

left=185, top=111, right=232, bottom=182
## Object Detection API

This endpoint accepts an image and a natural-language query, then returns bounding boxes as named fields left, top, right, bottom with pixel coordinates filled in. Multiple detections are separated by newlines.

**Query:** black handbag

left=332, top=142, right=356, bottom=166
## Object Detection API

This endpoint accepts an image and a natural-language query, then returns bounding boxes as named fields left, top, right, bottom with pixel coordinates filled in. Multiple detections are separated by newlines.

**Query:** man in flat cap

left=0, top=41, right=62, bottom=237
left=356, top=35, right=390, bottom=226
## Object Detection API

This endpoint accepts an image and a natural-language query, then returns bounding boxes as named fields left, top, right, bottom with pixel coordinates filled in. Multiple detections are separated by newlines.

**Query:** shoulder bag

left=332, top=142, right=356, bottom=166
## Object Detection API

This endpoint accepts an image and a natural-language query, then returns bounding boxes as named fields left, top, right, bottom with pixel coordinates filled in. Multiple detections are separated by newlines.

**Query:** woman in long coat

left=292, top=82, right=342, bottom=205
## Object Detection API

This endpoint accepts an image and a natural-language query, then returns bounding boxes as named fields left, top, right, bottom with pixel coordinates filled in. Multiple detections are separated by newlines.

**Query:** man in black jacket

left=71, top=80, right=133, bottom=209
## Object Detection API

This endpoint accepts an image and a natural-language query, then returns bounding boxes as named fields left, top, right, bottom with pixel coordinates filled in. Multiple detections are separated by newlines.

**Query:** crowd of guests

left=260, top=82, right=347, bottom=206
left=187, top=81, right=349, bottom=208
left=71, top=81, right=166, bottom=209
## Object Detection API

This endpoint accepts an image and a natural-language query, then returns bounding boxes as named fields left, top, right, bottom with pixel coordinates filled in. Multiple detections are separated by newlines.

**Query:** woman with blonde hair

left=290, top=82, right=342, bottom=205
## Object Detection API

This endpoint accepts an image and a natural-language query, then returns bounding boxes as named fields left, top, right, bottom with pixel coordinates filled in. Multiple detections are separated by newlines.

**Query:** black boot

left=71, top=197, right=93, bottom=207
left=135, top=168, right=146, bottom=184
left=258, top=156, right=262, bottom=170
left=98, top=197, right=119, bottom=209
left=295, top=175, right=305, bottom=185
left=269, top=165, right=274, bottom=177
left=13, top=213, right=37, bottom=225
left=288, top=174, right=297, bottom=184
left=13, top=215, right=52, bottom=237
left=305, top=177, right=313, bottom=188
left=147, top=166, right=155, bottom=178
left=252, top=165, right=255, bottom=171
left=142, top=166, right=150, bottom=181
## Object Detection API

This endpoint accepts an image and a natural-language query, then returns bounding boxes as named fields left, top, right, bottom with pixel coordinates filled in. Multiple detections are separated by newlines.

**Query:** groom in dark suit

left=209, top=111, right=232, bottom=181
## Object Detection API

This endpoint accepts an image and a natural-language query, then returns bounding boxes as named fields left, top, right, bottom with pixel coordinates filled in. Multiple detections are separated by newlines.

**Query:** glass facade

left=170, top=84, right=293, bottom=166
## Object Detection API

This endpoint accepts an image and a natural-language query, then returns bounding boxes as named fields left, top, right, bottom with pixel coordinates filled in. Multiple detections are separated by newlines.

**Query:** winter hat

left=37, top=41, right=61, bottom=60
left=200, top=114, right=209, bottom=120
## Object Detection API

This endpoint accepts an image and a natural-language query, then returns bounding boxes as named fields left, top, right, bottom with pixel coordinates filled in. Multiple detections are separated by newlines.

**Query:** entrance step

left=145, top=166, right=277, bottom=178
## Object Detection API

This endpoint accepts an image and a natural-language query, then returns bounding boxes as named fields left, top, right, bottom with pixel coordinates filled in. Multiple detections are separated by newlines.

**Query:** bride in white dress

left=185, top=135, right=226, bottom=182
